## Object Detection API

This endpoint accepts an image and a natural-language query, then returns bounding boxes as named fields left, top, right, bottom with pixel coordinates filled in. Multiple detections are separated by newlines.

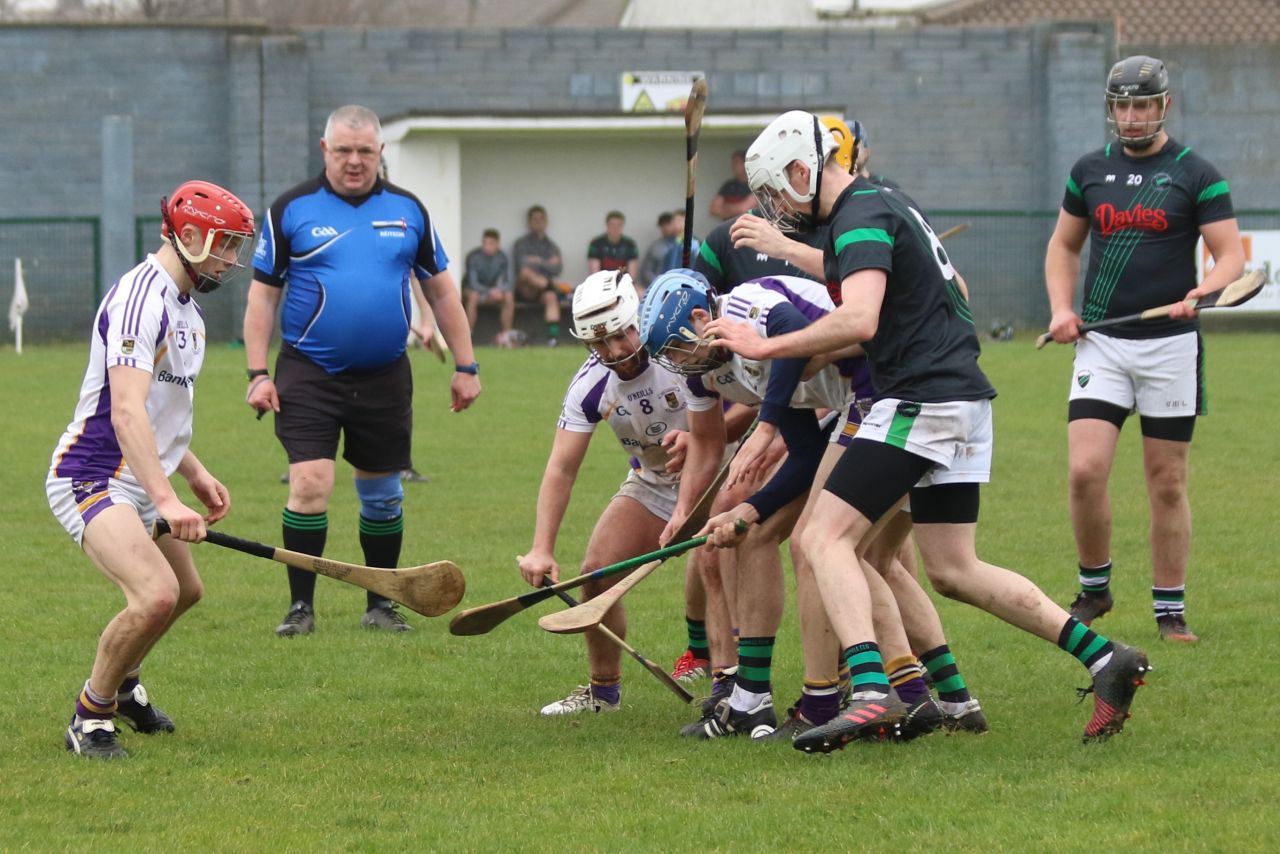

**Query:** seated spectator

left=462, top=228, right=516, bottom=345
left=586, top=210, right=639, bottom=283
left=639, top=210, right=682, bottom=287
left=708, top=149, right=755, bottom=220
left=513, top=205, right=569, bottom=346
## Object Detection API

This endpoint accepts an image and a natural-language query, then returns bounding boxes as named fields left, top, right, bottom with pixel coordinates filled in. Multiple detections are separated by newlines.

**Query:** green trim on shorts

left=885, top=406, right=918, bottom=450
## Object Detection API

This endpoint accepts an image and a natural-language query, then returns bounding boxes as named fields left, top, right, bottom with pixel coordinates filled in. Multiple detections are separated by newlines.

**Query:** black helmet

left=1105, top=56, right=1170, bottom=150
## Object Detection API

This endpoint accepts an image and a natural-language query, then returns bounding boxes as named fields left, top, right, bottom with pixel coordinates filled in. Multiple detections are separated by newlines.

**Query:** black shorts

left=273, top=345, right=413, bottom=472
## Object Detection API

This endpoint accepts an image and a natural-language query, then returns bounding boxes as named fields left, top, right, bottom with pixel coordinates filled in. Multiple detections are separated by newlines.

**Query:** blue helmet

left=638, top=269, right=724, bottom=376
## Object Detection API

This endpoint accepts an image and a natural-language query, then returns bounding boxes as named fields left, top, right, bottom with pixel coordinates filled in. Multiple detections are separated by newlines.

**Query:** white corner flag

left=10, top=257, right=29, bottom=355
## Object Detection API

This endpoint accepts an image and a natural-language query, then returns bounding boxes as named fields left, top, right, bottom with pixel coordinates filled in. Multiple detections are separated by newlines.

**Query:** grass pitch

left=1, top=334, right=1278, bottom=851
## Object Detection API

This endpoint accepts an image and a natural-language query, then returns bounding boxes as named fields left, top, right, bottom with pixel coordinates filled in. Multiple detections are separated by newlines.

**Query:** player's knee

left=176, top=576, right=204, bottom=613
left=136, top=580, right=181, bottom=627
left=354, top=473, right=403, bottom=521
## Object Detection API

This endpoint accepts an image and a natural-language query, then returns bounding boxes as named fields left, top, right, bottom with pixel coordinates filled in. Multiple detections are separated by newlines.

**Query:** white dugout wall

left=384, top=115, right=789, bottom=288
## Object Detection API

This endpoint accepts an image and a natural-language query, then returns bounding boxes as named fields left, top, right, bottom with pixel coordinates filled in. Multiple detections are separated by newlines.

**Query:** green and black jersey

left=822, top=176, right=995, bottom=404
left=694, top=212, right=825, bottom=292
left=1063, top=137, right=1234, bottom=339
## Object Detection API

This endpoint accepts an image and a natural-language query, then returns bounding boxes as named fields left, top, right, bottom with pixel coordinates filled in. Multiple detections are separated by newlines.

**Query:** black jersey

left=823, top=177, right=994, bottom=404
left=586, top=234, right=639, bottom=272
left=1063, top=137, right=1234, bottom=339
left=694, top=212, right=826, bottom=292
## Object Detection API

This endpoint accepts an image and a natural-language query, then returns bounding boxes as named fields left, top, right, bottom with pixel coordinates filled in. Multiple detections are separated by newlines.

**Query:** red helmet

left=161, top=180, right=256, bottom=293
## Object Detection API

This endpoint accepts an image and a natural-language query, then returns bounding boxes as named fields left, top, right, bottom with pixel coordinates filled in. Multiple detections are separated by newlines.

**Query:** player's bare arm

left=421, top=270, right=482, bottom=411
left=704, top=269, right=886, bottom=360
left=729, top=213, right=824, bottom=279
left=243, top=279, right=283, bottom=414
left=176, top=450, right=230, bottom=525
left=108, top=365, right=206, bottom=542
left=518, top=428, right=593, bottom=587
left=1044, top=210, right=1089, bottom=343
left=1168, top=218, right=1246, bottom=320
left=663, top=405, right=726, bottom=544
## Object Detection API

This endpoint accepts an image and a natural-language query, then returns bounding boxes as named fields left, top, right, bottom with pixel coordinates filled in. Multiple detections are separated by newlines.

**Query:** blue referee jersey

left=253, top=174, right=449, bottom=373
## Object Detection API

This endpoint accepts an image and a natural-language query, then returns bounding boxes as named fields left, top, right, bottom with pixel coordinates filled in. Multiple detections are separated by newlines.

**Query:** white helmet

left=745, top=110, right=837, bottom=231
left=570, top=269, right=640, bottom=343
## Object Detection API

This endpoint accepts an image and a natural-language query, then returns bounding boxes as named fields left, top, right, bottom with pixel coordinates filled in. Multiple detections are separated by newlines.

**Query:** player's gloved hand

left=518, top=550, right=559, bottom=588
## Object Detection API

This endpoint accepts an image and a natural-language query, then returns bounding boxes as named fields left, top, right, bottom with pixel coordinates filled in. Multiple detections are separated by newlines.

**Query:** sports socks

left=920, top=644, right=973, bottom=704
left=685, top=617, right=710, bottom=661
left=1079, top=559, right=1112, bottom=594
left=282, top=508, right=327, bottom=605
left=844, top=641, right=891, bottom=699
left=590, top=674, right=621, bottom=705
left=1057, top=616, right=1114, bottom=675
left=730, top=636, right=774, bottom=711
left=359, top=513, right=404, bottom=610
left=1153, top=585, right=1186, bottom=619
left=76, top=681, right=116, bottom=722
left=546, top=322, right=560, bottom=341
left=798, top=678, right=841, bottom=725
left=885, top=655, right=930, bottom=705
left=116, top=668, right=141, bottom=701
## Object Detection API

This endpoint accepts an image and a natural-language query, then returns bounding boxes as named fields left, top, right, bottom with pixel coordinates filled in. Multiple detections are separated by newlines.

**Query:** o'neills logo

left=1096, top=203, right=1168, bottom=237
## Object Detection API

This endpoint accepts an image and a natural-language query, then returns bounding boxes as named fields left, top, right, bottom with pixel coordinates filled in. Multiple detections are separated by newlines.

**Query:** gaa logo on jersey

left=1077, top=370, right=1093, bottom=389
left=311, top=226, right=339, bottom=238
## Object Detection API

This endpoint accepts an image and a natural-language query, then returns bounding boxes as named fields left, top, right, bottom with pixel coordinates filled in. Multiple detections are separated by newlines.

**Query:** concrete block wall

left=3, top=21, right=1276, bottom=338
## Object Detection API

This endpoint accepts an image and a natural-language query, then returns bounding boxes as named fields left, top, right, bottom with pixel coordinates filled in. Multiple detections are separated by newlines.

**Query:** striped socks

left=1079, top=560, right=1112, bottom=594
left=844, top=641, right=891, bottom=699
left=282, top=508, right=327, bottom=605
left=1153, top=585, right=1186, bottom=619
left=1058, top=616, right=1114, bottom=676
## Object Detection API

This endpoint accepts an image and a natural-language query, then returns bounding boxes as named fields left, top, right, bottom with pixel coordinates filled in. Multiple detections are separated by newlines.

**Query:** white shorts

left=613, top=470, right=678, bottom=522
left=856, top=398, right=993, bottom=486
left=1069, top=331, right=1203, bottom=418
left=47, top=475, right=153, bottom=546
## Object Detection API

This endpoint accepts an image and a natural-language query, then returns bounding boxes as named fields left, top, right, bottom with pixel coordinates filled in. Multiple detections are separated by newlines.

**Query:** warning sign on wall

left=620, top=71, right=704, bottom=113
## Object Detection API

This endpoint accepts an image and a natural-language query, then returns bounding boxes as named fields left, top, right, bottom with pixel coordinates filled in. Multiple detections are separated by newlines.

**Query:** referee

left=245, top=104, right=480, bottom=636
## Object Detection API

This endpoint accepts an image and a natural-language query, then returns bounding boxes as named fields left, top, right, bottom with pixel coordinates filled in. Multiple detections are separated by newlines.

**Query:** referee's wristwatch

left=247, top=368, right=270, bottom=380
left=454, top=361, right=480, bottom=375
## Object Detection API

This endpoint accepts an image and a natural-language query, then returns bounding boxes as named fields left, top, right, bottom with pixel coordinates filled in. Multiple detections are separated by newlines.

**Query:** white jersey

left=49, top=255, right=205, bottom=483
left=703, top=276, right=852, bottom=411
left=558, top=355, right=714, bottom=488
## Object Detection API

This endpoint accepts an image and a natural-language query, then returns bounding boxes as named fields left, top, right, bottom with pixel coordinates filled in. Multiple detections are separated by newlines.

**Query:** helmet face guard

left=570, top=269, right=643, bottom=368
left=1105, top=56, right=1171, bottom=151
left=161, top=180, right=256, bottom=293
left=745, top=111, right=835, bottom=233
left=638, top=269, right=724, bottom=376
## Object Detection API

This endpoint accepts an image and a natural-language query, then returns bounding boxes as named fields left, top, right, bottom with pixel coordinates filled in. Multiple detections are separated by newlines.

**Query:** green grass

left=2, top=334, right=1278, bottom=851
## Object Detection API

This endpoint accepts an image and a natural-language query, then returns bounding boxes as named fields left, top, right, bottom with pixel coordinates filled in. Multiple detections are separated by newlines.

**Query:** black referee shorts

left=273, top=345, right=413, bottom=473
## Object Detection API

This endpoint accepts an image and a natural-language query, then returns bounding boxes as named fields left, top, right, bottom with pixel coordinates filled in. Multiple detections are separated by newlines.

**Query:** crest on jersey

left=748, top=307, right=761, bottom=320
left=1077, top=371, right=1092, bottom=388
left=664, top=391, right=680, bottom=411
left=645, top=421, right=668, bottom=437
left=120, top=337, right=135, bottom=355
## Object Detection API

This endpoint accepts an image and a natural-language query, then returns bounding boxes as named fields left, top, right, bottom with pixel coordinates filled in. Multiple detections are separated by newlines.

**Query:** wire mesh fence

left=3, top=210, right=1276, bottom=345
